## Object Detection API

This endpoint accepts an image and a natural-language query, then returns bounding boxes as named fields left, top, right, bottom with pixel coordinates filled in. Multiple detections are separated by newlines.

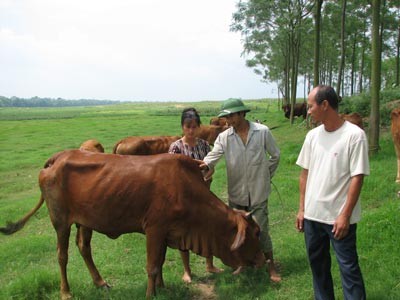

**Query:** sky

left=0, top=0, right=280, bottom=102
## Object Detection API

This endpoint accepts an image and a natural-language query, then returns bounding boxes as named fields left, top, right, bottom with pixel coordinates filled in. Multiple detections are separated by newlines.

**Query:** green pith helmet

left=217, top=98, right=250, bottom=118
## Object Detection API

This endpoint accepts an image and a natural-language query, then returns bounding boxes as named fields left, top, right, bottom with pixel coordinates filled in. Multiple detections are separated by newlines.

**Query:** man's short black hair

left=315, top=85, right=339, bottom=110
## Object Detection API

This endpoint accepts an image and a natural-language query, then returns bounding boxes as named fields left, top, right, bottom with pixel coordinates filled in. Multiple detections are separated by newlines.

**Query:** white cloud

left=0, top=0, right=277, bottom=101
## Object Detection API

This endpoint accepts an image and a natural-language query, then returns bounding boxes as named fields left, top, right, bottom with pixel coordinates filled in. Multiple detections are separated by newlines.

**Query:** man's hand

left=332, top=214, right=350, bottom=240
left=194, top=159, right=208, bottom=170
left=296, top=210, right=305, bottom=232
left=203, top=168, right=214, bottom=181
left=194, top=159, right=214, bottom=181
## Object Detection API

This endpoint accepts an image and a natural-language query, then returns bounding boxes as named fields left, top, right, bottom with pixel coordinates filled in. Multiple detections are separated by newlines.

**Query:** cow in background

left=210, top=117, right=227, bottom=127
left=113, top=135, right=180, bottom=155
left=0, top=151, right=265, bottom=299
left=310, top=112, right=364, bottom=130
left=391, top=108, right=400, bottom=183
left=196, top=125, right=228, bottom=145
left=283, top=102, right=307, bottom=119
left=339, top=112, right=364, bottom=129
left=80, top=139, right=105, bottom=153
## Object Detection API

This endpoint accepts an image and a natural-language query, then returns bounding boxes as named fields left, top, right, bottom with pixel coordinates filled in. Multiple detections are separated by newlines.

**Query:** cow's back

left=80, top=139, right=105, bottom=153
left=113, top=136, right=180, bottom=155
left=196, top=125, right=227, bottom=145
left=340, top=113, right=364, bottom=129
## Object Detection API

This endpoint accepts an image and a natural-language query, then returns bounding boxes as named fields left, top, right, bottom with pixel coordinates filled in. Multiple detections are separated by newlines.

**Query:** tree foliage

left=0, top=96, right=122, bottom=107
left=231, top=0, right=400, bottom=99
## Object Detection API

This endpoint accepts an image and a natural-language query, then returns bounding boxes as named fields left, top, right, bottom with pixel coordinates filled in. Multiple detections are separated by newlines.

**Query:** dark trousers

left=304, top=219, right=366, bottom=300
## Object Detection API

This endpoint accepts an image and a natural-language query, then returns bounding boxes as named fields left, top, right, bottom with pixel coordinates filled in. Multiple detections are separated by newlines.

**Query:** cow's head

left=228, top=210, right=265, bottom=270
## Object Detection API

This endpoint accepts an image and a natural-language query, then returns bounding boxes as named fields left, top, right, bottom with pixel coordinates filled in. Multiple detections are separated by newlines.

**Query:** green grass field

left=0, top=100, right=399, bottom=299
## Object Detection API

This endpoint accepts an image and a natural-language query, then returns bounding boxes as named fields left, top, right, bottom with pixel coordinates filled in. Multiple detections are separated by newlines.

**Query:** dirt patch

left=192, top=281, right=217, bottom=300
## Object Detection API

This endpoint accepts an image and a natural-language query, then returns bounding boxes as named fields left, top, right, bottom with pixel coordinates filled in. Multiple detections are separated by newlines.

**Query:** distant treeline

left=0, top=96, right=122, bottom=107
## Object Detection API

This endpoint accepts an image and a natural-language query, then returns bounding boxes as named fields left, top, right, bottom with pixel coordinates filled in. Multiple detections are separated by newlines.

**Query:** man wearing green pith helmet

left=199, top=98, right=281, bottom=282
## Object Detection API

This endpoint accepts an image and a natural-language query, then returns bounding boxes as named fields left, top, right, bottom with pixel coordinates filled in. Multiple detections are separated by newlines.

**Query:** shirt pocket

left=247, top=142, right=264, bottom=165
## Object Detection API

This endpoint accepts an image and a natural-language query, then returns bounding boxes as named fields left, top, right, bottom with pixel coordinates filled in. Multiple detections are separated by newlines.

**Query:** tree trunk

left=350, top=36, right=356, bottom=95
left=358, top=27, right=366, bottom=93
left=396, top=23, right=400, bottom=86
left=313, top=0, right=323, bottom=86
left=369, top=0, right=381, bottom=155
left=336, top=0, right=347, bottom=96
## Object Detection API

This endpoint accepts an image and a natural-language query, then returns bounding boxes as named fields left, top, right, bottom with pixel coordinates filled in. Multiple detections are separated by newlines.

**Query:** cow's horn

left=230, top=215, right=247, bottom=251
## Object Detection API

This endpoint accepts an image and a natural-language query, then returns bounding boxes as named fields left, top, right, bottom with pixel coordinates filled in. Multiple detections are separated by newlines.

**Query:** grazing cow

left=196, top=125, right=228, bottom=145
left=339, top=112, right=364, bottom=129
left=113, top=135, right=180, bottom=155
left=0, top=150, right=265, bottom=299
left=391, top=108, right=400, bottom=183
left=79, top=139, right=105, bottom=153
left=282, top=102, right=307, bottom=119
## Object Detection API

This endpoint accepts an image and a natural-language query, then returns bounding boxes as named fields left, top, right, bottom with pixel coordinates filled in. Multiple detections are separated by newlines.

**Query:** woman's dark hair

left=181, top=108, right=201, bottom=126
left=315, top=85, right=339, bottom=110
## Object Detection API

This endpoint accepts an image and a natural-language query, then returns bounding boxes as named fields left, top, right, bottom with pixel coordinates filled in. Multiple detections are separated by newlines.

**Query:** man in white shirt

left=296, top=85, right=369, bottom=300
left=200, top=98, right=281, bottom=282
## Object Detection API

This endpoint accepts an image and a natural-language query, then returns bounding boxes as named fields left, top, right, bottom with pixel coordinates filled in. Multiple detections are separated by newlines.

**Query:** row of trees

left=231, top=0, right=399, bottom=154
left=0, top=96, right=120, bottom=107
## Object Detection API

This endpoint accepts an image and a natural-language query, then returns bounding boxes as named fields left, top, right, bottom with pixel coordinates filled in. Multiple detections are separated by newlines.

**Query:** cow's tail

left=0, top=194, right=45, bottom=235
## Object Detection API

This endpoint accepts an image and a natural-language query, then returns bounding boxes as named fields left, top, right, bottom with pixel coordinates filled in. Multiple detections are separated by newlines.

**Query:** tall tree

left=369, top=0, right=382, bottom=155
left=397, top=23, right=400, bottom=86
left=231, top=0, right=313, bottom=124
left=336, top=0, right=347, bottom=96
left=313, top=0, right=323, bottom=86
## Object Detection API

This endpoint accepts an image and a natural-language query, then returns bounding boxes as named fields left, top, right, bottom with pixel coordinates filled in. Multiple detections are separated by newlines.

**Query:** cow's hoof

left=232, top=266, right=244, bottom=275
left=101, top=282, right=111, bottom=290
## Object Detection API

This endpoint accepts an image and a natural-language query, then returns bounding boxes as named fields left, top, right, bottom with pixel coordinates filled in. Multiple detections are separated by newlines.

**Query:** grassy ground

left=0, top=100, right=399, bottom=299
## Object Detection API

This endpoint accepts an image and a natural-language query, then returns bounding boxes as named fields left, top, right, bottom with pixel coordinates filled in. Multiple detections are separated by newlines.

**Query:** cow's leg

left=56, top=226, right=72, bottom=300
left=396, top=148, right=400, bottom=183
left=145, top=234, right=167, bottom=298
left=156, top=246, right=167, bottom=288
left=75, top=225, right=110, bottom=288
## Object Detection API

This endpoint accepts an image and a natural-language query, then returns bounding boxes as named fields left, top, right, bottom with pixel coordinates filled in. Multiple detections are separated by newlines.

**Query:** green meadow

left=0, top=100, right=399, bottom=300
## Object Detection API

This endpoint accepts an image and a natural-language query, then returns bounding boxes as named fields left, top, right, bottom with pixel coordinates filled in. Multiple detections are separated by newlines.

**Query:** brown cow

left=0, top=150, right=265, bottom=299
left=283, top=102, right=307, bottom=119
left=309, top=112, right=364, bottom=129
left=210, top=117, right=227, bottom=127
left=391, top=108, right=400, bottom=183
left=339, top=112, right=364, bottom=129
left=79, top=139, right=105, bottom=153
left=196, top=125, right=228, bottom=145
left=113, top=135, right=180, bottom=155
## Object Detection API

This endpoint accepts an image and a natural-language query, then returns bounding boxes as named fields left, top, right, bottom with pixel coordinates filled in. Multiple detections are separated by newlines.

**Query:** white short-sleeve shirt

left=296, top=121, right=370, bottom=224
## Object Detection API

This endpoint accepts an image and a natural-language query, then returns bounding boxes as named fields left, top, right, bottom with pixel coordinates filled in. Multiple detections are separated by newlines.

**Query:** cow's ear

left=230, top=214, right=247, bottom=251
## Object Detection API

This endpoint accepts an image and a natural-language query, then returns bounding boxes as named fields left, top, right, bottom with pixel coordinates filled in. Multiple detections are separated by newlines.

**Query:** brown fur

left=283, top=102, right=307, bottom=119
left=196, top=125, right=228, bottom=145
left=209, top=117, right=227, bottom=127
left=1, top=151, right=265, bottom=299
left=79, top=139, right=105, bottom=153
left=113, top=135, right=180, bottom=155
left=339, top=112, right=364, bottom=129
left=391, top=108, right=400, bottom=183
